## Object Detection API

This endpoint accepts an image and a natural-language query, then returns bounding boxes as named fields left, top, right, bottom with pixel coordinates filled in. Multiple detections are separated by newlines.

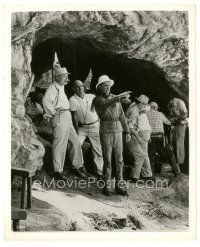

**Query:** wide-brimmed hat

left=136, top=94, right=149, bottom=105
left=54, top=65, right=70, bottom=77
left=96, top=75, right=114, bottom=89
left=149, top=102, right=158, bottom=108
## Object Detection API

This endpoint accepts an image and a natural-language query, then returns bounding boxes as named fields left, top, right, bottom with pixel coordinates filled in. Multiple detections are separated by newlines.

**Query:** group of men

left=42, top=65, right=188, bottom=196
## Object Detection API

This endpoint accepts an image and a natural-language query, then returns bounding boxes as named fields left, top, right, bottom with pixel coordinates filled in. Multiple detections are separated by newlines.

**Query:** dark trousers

left=148, top=136, right=180, bottom=176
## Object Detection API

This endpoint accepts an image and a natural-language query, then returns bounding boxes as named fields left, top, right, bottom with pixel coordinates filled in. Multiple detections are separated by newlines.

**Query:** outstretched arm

left=93, top=95, right=120, bottom=108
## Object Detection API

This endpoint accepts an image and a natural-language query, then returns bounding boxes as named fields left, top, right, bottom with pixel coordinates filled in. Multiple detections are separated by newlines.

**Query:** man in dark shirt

left=93, top=75, right=131, bottom=196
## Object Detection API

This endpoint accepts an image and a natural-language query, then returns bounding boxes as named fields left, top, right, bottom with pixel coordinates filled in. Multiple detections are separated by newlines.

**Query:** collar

left=74, top=93, right=85, bottom=99
left=54, top=81, right=63, bottom=90
left=100, top=93, right=113, bottom=99
left=130, top=102, right=139, bottom=112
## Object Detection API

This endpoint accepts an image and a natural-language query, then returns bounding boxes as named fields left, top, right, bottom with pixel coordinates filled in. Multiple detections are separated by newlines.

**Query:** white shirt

left=126, top=103, right=151, bottom=131
left=138, top=112, right=152, bottom=131
left=69, top=93, right=99, bottom=124
left=42, top=82, right=69, bottom=118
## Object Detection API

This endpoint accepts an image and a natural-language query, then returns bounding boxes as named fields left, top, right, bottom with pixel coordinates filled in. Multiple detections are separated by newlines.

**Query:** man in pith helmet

left=93, top=75, right=131, bottom=196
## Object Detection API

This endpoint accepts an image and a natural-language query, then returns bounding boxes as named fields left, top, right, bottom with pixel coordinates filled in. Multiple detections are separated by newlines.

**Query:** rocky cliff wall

left=11, top=11, right=189, bottom=170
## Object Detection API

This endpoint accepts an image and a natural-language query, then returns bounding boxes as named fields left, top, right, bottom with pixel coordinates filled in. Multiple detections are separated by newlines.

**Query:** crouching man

left=93, top=75, right=131, bottom=196
left=42, top=66, right=86, bottom=180
left=69, top=80, right=104, bottom=179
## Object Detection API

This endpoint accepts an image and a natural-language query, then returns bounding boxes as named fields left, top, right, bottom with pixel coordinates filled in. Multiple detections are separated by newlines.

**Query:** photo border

left=3, top=3, right=196, bottom=241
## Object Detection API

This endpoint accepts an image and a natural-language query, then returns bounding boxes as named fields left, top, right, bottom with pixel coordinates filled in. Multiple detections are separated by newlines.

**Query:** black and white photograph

left=2, top=2, right=196, bottom=240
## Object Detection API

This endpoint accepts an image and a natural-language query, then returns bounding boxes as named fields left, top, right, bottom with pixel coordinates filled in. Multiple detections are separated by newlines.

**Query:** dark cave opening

left=29, top=38, right=188, bottom=174
left=31, top=38, right=180, bottom=114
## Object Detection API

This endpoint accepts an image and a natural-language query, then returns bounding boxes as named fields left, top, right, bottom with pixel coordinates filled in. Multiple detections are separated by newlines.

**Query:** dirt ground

left=11, top=171, right=189, bottom=232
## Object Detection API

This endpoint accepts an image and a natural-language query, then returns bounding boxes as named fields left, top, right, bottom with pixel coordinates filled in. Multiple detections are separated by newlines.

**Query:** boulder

left=169, top=174, right=189, bottom=204
left=11, top=117, right=45, bottom=171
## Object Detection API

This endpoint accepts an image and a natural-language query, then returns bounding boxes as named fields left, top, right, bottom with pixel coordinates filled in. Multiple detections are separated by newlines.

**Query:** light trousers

left=172, top=124, right=186, bottom=164
left=79, top=122, right=103, bottom=175
left=51, top=111, right=83, bottom=173
left=125, top=131, right=152, bottom=179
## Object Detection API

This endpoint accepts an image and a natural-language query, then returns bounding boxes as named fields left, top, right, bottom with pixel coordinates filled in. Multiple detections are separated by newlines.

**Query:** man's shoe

left=102, top=187, right=112, bottom=196
left=79, top=166, right=94, bottom=177
left=142, top=176, right=155, bottom=183
left=79, top=166, right=87, bottom=174
left=130, top=178, right=145, bottom=184
left=115, top=188, right=129, bottom=196
left=71, top=169, right=87, bottom=179
left=53, top=172, right=67, bottom=180
left=62, top=171, right=69, bottom=176
left=96, top=174, right=103, bottom=181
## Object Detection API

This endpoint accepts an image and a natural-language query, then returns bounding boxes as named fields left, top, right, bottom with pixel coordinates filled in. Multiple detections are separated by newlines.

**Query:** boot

left=115, top=187, right=129, bottom=196
left=115, top=180, right=129, bottom=196
left=79, top=166, right=88, bottom=175
left=53, top=172, right=67, bottom=180
left=142, top=176, right=156, bottom=183
left=71, top=169, right=87, bottom=179
left=130, top=178, right=145, bottom=184
left=102, top=187, right=112, bottom=196
left=96, top=174, right=103, bottom=181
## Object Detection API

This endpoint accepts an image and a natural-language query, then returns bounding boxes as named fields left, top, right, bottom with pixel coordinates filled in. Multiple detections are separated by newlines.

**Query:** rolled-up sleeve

left=69, top=97, right=77, bottom=112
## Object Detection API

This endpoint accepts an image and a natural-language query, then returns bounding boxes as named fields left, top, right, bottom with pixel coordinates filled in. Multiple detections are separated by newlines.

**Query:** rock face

left=11, top=11, right=189, bottom=170
left=11, top=35, right=45, bottom=170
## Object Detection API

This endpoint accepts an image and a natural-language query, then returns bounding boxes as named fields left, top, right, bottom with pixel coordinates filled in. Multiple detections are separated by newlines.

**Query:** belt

left=151, top=132, right=164, bottom=138
left=82, top=119, right=99, bottom=126
left=56, top=108, right=69, bottom=113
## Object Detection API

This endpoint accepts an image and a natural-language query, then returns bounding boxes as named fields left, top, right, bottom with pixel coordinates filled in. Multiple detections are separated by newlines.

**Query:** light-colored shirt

left=42, top=82, right=69, bottom=118
left=138, top=112, right=151, bottom=131
left=126, top=103, right=151, bottom=131
left=168, top=98, right=188, bottom=117
left=147, top=109, right=170, bottom=134
left=69, top=93, right=99, bottom=124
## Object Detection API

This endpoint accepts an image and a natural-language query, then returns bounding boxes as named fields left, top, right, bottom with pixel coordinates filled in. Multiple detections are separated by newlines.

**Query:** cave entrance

left=29, top=37, right=189, bottom=174
left=31, top=38, right=179, bottom=113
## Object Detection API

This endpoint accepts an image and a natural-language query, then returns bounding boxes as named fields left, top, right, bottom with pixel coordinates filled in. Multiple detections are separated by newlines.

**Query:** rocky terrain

left=11, top=172, right=189, bottom=231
